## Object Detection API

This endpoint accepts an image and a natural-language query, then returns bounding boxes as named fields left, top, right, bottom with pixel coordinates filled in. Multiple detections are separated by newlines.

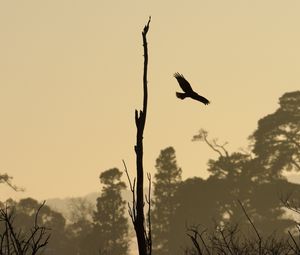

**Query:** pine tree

left=250, top=91, right=300, bottom=177
left=152, top=147, right=182, bottom=255
left=93, top=168, right=129, bottom=255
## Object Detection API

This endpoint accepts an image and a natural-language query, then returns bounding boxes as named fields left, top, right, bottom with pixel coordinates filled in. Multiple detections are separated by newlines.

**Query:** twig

left=237, top=199, right=262, bottom=255
left=186, top=227, right=203, bottom=255
left=219, top=228, right=234, bottom=255
left=288, top=230, right=300, bottom=253
left=34, top=200, right=46, bottom=227
left=192, top=130, right=229, bottom=158
left=145, top=173, right=152, bottom=255
left=123, top=160, right=137, bottom=222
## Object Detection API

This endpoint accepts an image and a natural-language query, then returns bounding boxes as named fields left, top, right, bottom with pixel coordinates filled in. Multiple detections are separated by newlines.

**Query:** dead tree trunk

left=133, top=17, right=151, bottom=255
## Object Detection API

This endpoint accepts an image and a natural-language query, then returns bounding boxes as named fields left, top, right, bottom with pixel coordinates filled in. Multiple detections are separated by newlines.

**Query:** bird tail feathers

left=176, top=92, right=186, bottom=100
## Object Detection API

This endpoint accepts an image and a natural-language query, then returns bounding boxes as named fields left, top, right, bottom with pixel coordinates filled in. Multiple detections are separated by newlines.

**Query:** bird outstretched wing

left=174, top=73, right=194, bottom=93
left=174, top=72, right=210, bottom=105
left=194, top=93, right=210, bottom=105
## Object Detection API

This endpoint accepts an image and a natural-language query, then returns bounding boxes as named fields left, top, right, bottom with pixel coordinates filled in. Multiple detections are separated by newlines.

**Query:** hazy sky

left=0, top=0, right=299, bottom=200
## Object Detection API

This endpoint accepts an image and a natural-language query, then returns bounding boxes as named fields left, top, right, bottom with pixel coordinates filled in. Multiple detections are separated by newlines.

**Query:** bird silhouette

left=174, top=72, right=210, bottom=105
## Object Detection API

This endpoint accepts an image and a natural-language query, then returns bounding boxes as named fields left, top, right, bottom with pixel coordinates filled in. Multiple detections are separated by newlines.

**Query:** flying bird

left=174, top=72, right=210, bottom=105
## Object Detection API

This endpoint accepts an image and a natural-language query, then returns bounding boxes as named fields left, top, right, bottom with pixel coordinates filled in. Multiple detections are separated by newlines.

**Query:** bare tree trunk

left=133, top=17, right=151, bottom=255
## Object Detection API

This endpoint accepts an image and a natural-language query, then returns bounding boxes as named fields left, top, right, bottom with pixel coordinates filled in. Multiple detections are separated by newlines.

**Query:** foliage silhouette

left=14, top=198, right=73, bottom=254
left=64, top=197, right=94, bottom=255
left=0, top=198, right=77, bottom=255
left=0, top=200, right=50, bottom=255
left=165, top=91, right=300, bottom=253
left=250, top=91, right=300, bottom=178
left=93, top=168, right=129, bottom=255
left=152, top=147, right=182, bottom=255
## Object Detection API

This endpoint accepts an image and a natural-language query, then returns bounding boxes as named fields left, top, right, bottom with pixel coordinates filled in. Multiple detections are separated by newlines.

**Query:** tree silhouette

left=93, top=168, right=129, bottom=255
left=152, top=147, right=182, bottom=255
left=14, top=198, right=71, bottom=254
left=167, top=92, right=300, bottom=252
left=250, top=91, right=300, bottom=178
left=168, top=177, right=225, bottom=254
left=65, top=198, right=94, bottom=255
left=193, top=129, right=297, bottom=237
left=0, top=198, right=78, bottom=255
left=0, top=199, right=50, bottom=255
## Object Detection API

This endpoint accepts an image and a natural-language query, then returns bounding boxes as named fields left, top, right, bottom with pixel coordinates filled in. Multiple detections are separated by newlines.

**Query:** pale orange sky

left=0, top=0, right=299, bottom=200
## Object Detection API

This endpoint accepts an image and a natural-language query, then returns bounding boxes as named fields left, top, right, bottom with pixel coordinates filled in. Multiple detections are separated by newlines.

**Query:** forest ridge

left=0, top=90, right=299, bottom=254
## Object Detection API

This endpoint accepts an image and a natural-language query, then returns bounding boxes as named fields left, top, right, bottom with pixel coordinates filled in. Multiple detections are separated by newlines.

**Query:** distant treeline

left=0, top=91, right=300, bottom=255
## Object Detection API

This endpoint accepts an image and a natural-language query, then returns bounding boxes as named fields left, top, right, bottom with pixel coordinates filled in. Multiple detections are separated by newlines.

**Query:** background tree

left=65, top=198, right=94, bottom=255
left=168, top=91, right=300, bottom=252
left=16, top=198, right=74, bottom=254
left=93, top=168, right=129, bottom=255
left=168, top=176, right=224, bottom=254
left=250, top=91, right=300, bottom=178
left=192, top=129, right=297, bottom=236
left=152, top=146, right=182, bottom=255
left=0, top=198, right=75, bottom=255
left=0, top=200, right=50, bottom=255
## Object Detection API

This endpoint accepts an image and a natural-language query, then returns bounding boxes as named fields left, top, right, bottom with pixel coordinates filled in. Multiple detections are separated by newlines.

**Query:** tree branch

left=237, top=199, right=262, bottom=255
left=192, top=129, right=229, bottom=158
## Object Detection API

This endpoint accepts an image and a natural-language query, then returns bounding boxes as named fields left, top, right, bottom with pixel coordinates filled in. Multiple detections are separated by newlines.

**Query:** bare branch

left=123, top=160, right=134, bottom=193
left=192, top=129, right=229, bottom=158
left=123, top=160, right=137, bottom=222
left=280, top=191, right=300, bottom=214
left=146, top=173, right=152, bottom=255
left=288, top=230, right=300, bottom=253
left=212, top=139, right=229, bottom=158
left=0, top=201, right=50, bottom=254
left=237, top=199, right=262, bottom=255
left=219, top=228, right=234, bottom=255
